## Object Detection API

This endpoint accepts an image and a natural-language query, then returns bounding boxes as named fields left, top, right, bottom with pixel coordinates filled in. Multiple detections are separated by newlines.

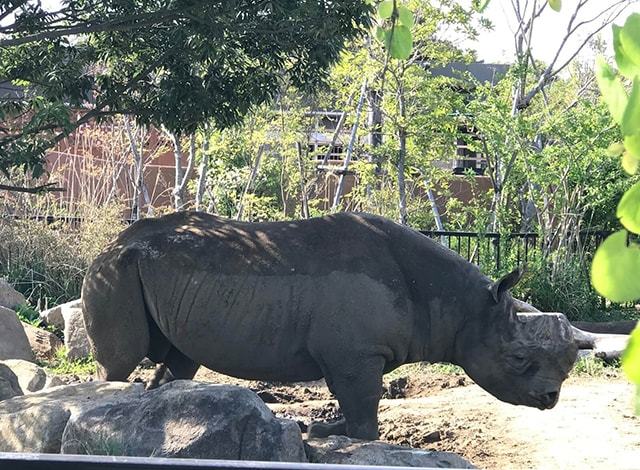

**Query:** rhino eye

left=508, top=355, right=530, bottom=371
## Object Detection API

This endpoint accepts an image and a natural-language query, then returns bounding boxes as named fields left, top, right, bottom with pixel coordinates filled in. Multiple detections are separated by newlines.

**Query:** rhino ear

left=489, top=267, right=523, bottom=303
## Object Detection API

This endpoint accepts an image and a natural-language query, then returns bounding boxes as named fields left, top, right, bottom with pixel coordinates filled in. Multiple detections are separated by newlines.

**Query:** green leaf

left=622, top=78, right=640, bottom=136
left=378, top=1, right=394, bottom=19
left=397, top=6, right=414, bottom=28
left=617, top=181, right=640, bottom=233
left=387, top=25, right=413, bottom=60
left=613, top=25, right=640, bottom=79
left=375, top=26, right=388, bottom=43
left=591, top=230, right=640, bottom=302
left=622, top=152, right=639, bottom=175
left=595, top=57, right=628, bottom=125
left=625, top=133, right=640, bottom=160
left=548, top=0, right=561, bottom=12
left=620, top=14, right=640, bottom=71
left=622, top=325, right=640, bottom=384
left=607, top=142, right=625, bottom=157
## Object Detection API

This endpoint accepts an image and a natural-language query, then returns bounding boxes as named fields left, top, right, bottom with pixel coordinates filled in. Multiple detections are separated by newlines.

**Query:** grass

left=386, top=357, right=622, bottom=383
left=42, top=346, right=97, bottom=376
left=14, top=303, right=61, bottom=336
left=384, top=361, right=464, bottom=381
left=15, top=303, right=42, bottom=326
left=571, top=356, right=621, bottom=378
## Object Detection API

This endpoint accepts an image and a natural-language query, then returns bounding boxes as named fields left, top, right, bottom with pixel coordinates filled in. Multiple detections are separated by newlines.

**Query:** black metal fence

left=418, top=230, right=611, bottom=273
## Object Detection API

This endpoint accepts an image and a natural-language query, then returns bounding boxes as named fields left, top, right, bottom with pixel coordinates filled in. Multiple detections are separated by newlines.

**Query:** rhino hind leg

left=83, top=260, right=151, bottom=382
left=146, top=346, right=199, bottom=389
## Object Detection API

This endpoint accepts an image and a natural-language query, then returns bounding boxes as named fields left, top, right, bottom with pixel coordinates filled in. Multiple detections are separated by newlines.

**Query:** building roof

left=430, top=62, right=509, bottom=86
left=0, top=81, right=24, bottom=101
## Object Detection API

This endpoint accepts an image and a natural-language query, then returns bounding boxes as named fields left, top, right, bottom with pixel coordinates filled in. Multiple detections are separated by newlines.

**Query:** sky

left=466, top=0, right=640, bottom=65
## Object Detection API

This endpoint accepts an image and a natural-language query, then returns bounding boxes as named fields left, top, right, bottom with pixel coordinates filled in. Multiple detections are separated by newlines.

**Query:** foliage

left=591, top=13, right=640, bottom=410
left=0, top=203, right=125, bottom=307
left=0, top=0, right=372, bottom=179
left=572, top=356, right=621, bottom=378
left=516, top=252, right=602, bottom=322
left=43, top=346, right=97, bottom=376
left=14, top=302, right=40, bottom=326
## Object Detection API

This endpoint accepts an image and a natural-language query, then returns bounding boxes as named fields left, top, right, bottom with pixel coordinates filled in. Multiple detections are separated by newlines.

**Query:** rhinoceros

left=82, top=211, right=577, bottom=440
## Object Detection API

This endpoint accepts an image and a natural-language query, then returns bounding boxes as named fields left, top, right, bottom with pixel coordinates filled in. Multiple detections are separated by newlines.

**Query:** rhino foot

left=308, top=418, right=347, bottom=438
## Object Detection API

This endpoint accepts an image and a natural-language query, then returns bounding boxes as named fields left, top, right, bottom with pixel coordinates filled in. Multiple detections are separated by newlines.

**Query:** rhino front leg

left=312, top=355, right=385, bottom=440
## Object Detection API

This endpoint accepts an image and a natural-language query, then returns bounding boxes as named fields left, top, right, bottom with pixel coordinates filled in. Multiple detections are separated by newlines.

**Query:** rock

left=0, top=381, right=143, bottom=453
left=62, top=381, right=306, bottom=462
left=0, top=364, right=23, bottom=401
left=63, top=307, right=90, bottom=361
left=45, top=375, right=65, bottom=389
left=40, top=299, right=81, bottom=331
left=21, top=322, right=63, bottom=361
left=0, top=360, right=47, bottom=393
left=0, top=307, right=35, bottom=362
left=305, top=435, right=475, bottom=468
left=0, top=279, right=25, bottom=310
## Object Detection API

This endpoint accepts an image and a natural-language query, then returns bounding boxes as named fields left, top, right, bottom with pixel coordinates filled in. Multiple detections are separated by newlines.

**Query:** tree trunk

left=124, top=116, right=152, bottom=219
left=332, top=79, right=367, bottom=211
left=168, top=132, right=195, bottom=211
left=296, top=142, right=310, bottom=219
left=396, top=87, right=408, bottom=226
left=571, top=320, right=638, bottom=336
left=236, top=145, right=264, bottom=220
left=195, top=130, right=210, bottom=212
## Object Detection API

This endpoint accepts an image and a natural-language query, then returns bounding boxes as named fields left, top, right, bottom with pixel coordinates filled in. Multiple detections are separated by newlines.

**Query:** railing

left=0, top=453, right=451, bottom=470
left=418, top=230, right=612, bottom=272
left=1, top=213, right=136, bottom=227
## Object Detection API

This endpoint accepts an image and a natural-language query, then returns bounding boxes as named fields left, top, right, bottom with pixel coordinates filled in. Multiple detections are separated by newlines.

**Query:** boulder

left=63, top=307, right=90, bottom=361
left=62, top=381, right=306, bottom=462
left=0, top=307, right=35, bottom=362
left=0, top=279, right=25, bottom=310
left=39, top=299, right=81, bottom=331
left=0, top=364, right=23, bottom=401
left=0, top=381, right=143, bottom=453
left=305, top=436, right=476, bottom=468
left=0, top=360, right=47, bottom=393
left=21, top=322, right=63, bottom=361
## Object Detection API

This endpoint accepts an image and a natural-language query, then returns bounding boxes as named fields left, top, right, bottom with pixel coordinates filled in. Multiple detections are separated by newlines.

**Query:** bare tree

left=486, top=0, right=631, bottom=230
left=165, top=131, right=195, bottom=211
left=195, top=129, right=211, bottom=212
left=332, top=79, right=368, bottom=211
left=123, top=116, right=153, bottom=219
left=236, top=145, right=265, bottom=220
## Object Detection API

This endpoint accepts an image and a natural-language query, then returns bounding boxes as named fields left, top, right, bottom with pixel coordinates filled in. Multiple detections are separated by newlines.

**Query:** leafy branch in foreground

left=591, top=12, right=640, bottom=413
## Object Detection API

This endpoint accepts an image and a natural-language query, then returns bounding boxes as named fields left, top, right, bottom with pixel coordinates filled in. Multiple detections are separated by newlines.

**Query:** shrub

left=516, top=252, right=602, bottom=322
left=0, top=203, right=125, bottom=308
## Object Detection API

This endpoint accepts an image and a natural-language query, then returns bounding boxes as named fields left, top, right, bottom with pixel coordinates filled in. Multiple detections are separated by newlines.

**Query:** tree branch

left=0, top=10, right=182, bottom=47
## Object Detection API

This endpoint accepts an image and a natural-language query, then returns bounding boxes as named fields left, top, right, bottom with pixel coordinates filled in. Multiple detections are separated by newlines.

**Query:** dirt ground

left=124, top=363, right=640, bottom=470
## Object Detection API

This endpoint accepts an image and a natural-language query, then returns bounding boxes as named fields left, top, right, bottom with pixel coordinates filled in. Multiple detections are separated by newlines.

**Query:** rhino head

left=456, top=269, right=578, bottom=410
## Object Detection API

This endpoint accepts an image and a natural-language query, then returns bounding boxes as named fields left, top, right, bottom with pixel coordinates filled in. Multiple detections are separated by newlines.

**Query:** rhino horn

left=515, top=312, right=575, bottom=346
left=513, top=299, right=584, bottom=345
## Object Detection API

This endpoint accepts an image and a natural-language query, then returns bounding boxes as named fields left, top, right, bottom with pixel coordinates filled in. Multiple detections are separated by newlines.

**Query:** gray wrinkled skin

left=82, top=212, right=577, bottom=440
